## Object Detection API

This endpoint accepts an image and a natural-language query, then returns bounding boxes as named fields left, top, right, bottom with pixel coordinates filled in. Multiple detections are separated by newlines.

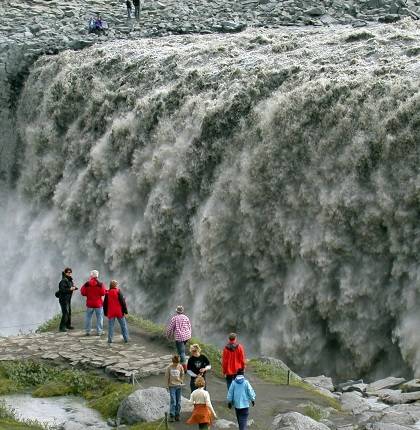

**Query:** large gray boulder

left=303, top=375, right=334, bottom=392
left=271, top=412, right=330, bottom=430
left=367, top=377, right=406, bottom=393
left=117, top=387, right=191, bottom=424
left=341, top=392, right=371, bottom=414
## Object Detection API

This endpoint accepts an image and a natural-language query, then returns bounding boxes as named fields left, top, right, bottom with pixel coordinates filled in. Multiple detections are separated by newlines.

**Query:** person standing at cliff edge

left=58, top=267, right=78, bottom=332
left=166, top=305, right=192, bottom=371
left=103, top=280, right=129, bottom=344
left=80, top=270, right=106, bottom=336
left=222, top=332, right=246, bottom=390
left=133, top=0, right=140, bottom=20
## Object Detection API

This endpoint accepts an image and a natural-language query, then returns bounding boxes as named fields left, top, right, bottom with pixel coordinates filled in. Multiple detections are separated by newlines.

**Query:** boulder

left=214, top=419, right=237, bottom=428
left=400, top=379, right=420, bottom=392
left=366, top=424, right=414, bottom=430
left=367, top=377, right=405, bottom=393
left=305, top=7, right=326, bottom=16
left=271, top=412, right=330, bottom=430
left=380, top=390, right=420, bottom=405
left=341, top=392, right=371, bottom=414
left=117, top=387, right=191, bottom=424
left=303, top=375, right=334, bottom=392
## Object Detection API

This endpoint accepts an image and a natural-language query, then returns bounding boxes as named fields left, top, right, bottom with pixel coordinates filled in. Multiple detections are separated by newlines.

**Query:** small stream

left=1, top=394, right=111, bottom=429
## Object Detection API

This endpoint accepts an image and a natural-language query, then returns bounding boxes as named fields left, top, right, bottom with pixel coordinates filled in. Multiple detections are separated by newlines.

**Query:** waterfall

left=2, top=24, right=420, bottom=378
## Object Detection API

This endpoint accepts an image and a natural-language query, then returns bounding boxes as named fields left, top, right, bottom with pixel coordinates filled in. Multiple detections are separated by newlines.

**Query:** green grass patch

left=126, top=315, right=167, bottom=339
left=0, top=361, right=134, bottom=419
left=303, top=402, right=329, bottom=421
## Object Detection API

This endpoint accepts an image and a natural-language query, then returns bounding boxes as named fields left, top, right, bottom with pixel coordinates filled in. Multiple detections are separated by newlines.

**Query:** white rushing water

left=1, top=22, right=420, bottom=377
left=1, top=394, right=111, bottom=429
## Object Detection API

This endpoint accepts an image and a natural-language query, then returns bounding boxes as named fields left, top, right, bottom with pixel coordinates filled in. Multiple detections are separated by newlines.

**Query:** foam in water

left=1, top=23, right=420, bottom=377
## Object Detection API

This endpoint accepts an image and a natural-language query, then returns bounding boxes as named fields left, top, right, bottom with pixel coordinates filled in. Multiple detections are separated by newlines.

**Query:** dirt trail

left=63, top=313, right=354, bottom=429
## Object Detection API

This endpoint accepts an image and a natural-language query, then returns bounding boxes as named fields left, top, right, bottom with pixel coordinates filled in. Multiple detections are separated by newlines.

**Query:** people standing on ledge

left=80, top=270, right=106, bottom=336
left=58, top=267, right=78, bottom=332
left=187, top=344, right=211, bottom=393
left=103, top=280, right=129, bottom=344
left=165, top=354, right=185, bottom=422
left=126, top=0, right=133, bottom=18
left=227, top=369, right=256, bottom=430
left=222, top=332, right=246, bottom=390
left=186, top=376, right=217, bottom=429
left=166, top=305, right=192, bottom=371
left=133, top=0, right=140, bottom=19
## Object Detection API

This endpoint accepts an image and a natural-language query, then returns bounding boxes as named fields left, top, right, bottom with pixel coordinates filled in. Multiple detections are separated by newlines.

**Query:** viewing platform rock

left=0, top=330, right=172, bottom=381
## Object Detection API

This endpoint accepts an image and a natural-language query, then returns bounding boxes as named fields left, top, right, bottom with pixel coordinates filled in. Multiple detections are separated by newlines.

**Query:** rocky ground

left=2, top=315, right=420, bottom=429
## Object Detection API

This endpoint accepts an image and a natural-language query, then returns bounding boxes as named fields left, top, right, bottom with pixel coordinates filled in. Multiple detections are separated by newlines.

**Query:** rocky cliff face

left=1, top=0, right=420, bottom=378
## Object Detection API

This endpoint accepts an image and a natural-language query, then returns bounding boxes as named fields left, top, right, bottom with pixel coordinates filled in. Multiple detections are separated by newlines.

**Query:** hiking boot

left=67, top=326, right=75, bottom=330
left=85, top=332, right=90, bottom=336
left=168, top=415, right=175, bottom=422
left=175, top=415, right=180, bottom=422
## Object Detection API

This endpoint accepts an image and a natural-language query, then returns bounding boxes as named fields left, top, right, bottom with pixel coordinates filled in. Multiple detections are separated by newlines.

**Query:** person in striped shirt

left=166, top=305, right=192, bottom=370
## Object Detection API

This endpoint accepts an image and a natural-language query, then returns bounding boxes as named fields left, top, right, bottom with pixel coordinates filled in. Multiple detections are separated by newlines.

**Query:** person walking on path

left=58, top=267, right=78, bottom=332
left=227, top=369, right=256, bottom=430
left=103, top=280, right=129, bottom=344
left=187, top=344, right=211, bottom=393
left=80, top=270, right=106, bottom=336
left=133, top=0, right=140, bottom=19
left=222, top=332, right=246, bottom=390
left=166, top=305, right=191, bottom=370
left=187, top=376, right=217, bottom=429
left=165, top=354, right=185, bottom=422
left=126, top=0, right=132, bottom=18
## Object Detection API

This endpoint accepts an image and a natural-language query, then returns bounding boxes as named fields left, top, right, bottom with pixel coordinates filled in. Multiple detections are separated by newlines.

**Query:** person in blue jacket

left=227, top=369, right=256, bottom=430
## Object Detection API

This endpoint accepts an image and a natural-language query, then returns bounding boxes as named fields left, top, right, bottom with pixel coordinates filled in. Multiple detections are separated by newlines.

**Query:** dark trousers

left=226, top=374, right=235, bottom=391
left=134, top=4, right=140, bottom=19
left=198, top=424, right=209, bottom=429
left=235, top=408, right=249, bottom=430
left=59, top=300, right=71, bottom=330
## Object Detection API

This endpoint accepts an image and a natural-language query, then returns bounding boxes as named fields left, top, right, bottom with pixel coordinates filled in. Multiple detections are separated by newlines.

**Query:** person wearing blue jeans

left=85, top=307, right=104, bottom=335
left=227, top=369, right=256, bottom=430
left=176, top=340, right=188, bottom=365
left=103, top=280, right=129, bottom=344
left=108, top=316, right=129, bottom=343
left=165, top=355, right=185, bottom=422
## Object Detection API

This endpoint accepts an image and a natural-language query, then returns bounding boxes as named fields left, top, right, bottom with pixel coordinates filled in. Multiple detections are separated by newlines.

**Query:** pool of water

left=1, top=394, right=111, bottom=429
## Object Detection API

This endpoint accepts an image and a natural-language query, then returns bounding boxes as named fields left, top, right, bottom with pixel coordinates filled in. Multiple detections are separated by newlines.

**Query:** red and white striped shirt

left=166, top=313, right=192, bottom=342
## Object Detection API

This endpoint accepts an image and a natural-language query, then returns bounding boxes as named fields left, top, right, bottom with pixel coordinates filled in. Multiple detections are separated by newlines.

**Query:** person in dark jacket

left=126, top=0, right=132, bottom=18
left=187, top=343, right=211, bottom=393
left=133, top=0, right=140, bottom=19
left=58, top=267, right=78, bottom=332
left=80, top=270, right=106, bottom=336
left=103, top=280, right=129, bottom=344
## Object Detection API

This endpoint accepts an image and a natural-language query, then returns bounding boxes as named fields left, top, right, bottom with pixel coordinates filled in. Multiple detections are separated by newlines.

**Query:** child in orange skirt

left=187, top=376, right=217, bottom=429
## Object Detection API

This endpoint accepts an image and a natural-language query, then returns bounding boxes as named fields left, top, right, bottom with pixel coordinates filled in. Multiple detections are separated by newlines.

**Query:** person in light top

left=186, top=376, right=217, bottom=429
left=166, top=305, right=192, bottom=370
left=165, top=354, right=185, bottom=422
left=187, top=344, right=211, bottom=393
left=227, top=369, right=256, bottom=430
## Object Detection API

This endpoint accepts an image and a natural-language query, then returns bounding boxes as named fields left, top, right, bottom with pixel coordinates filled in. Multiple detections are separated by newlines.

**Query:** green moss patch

left=0, top=361, right=134, bottom=419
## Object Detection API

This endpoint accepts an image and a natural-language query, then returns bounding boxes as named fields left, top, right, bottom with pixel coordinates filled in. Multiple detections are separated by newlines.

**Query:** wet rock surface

left=0, top=331, right=172, bottom=380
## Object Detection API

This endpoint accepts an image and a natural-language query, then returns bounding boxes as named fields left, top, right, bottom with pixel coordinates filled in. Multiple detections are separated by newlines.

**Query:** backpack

left=55, top=290, right=61, bottom=298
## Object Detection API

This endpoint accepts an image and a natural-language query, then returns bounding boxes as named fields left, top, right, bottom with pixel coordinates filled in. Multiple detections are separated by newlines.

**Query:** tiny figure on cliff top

left=126, top=0, right=133, bottom=19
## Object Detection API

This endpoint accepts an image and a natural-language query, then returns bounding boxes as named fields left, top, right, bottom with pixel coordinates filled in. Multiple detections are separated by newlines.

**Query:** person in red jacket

left=80, top=270, right=106, bottom=336
left=103, top=280, right=129, bottom=344
left=222, top=333, right=246, bottom=391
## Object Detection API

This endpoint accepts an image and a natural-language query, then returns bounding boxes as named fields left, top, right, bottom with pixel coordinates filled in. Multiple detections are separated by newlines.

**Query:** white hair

left=90, top=270, right=99, bottom=278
